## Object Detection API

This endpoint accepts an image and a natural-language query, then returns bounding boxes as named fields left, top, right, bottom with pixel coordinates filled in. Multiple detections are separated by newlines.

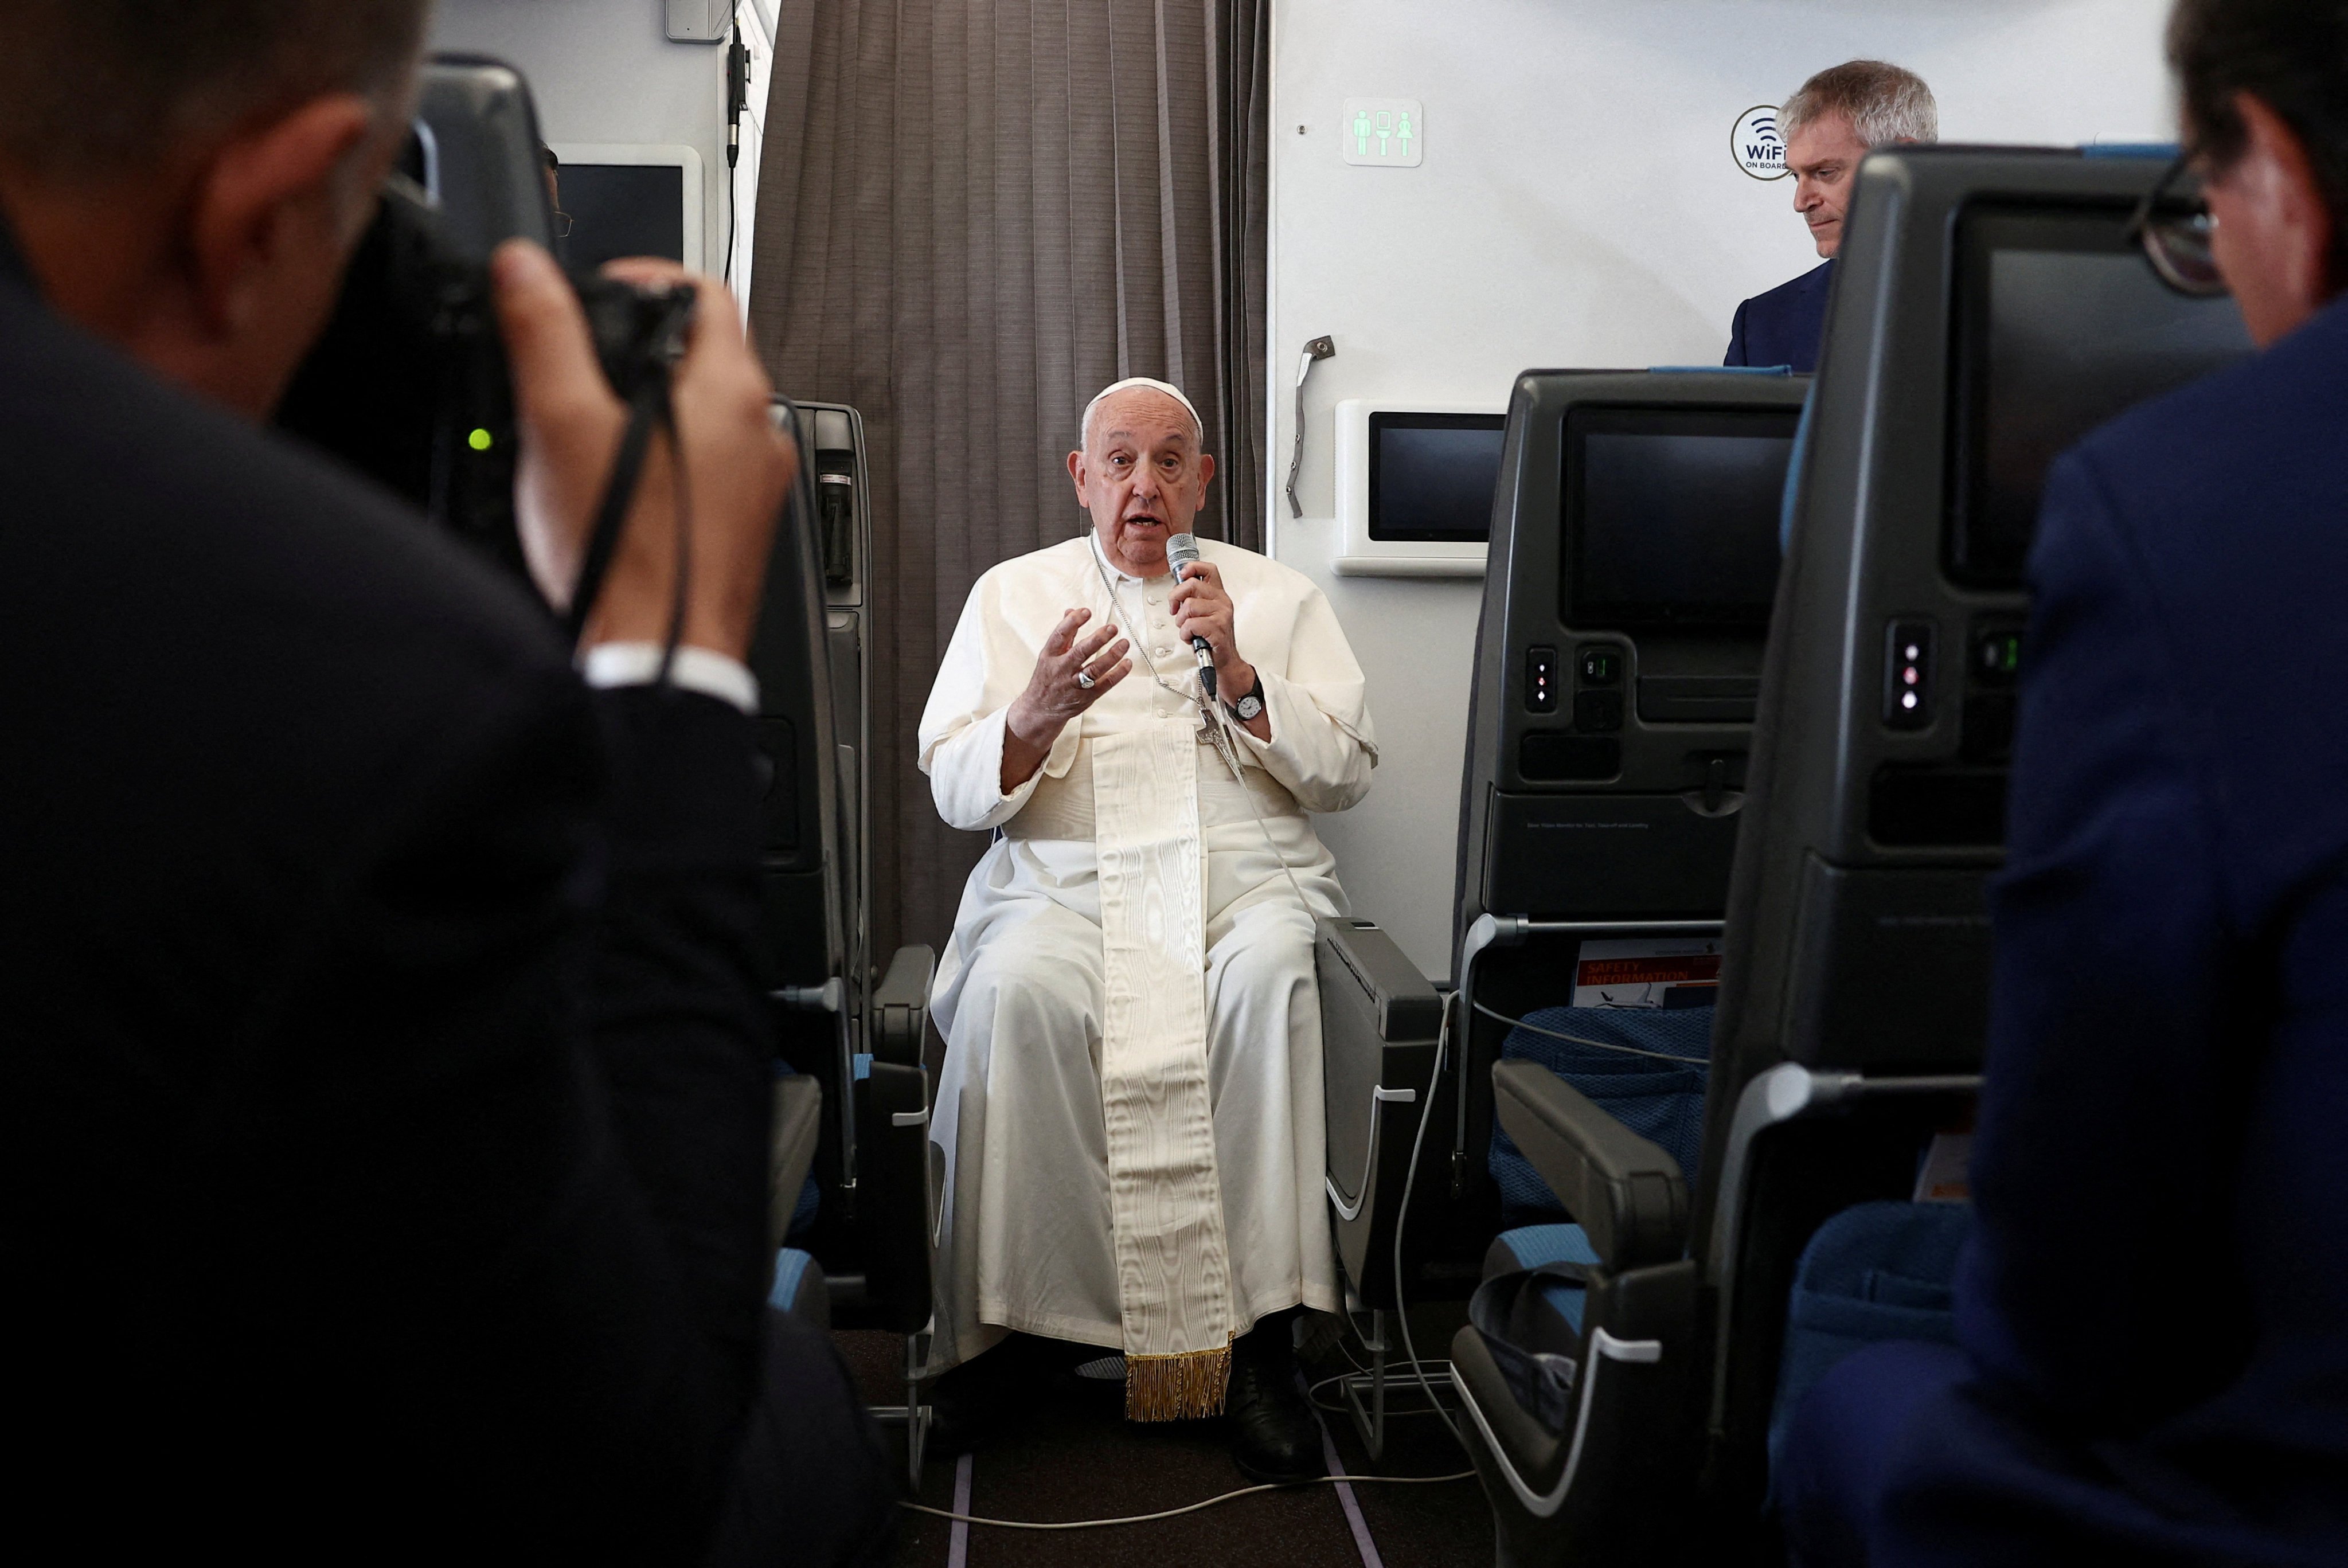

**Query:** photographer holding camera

left=0, top=4, right=894, bottom=1563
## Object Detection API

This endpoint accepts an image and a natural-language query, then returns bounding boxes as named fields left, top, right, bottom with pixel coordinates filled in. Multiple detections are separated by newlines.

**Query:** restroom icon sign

left=1342, top=98, right=1423, bottom=167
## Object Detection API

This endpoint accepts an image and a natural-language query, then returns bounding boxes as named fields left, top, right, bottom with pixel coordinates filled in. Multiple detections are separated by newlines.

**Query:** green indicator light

left=467, top=428, right=494, bottom=453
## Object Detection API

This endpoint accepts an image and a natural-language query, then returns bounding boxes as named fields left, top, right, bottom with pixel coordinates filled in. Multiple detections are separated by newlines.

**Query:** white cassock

left=919, top=531, right=1375, bottom=1417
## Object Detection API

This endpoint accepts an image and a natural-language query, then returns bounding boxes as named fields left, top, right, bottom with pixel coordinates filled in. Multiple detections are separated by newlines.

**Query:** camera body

left=276, top=56, right=694, bottom=589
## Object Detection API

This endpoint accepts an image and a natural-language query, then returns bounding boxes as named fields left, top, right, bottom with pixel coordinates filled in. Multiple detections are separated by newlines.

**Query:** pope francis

left=916, top=377, right=1376, bottom=1483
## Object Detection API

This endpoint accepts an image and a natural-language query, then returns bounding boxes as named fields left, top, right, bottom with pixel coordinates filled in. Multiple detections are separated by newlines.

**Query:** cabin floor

left=835, top=1301, right=1493, bottom=1567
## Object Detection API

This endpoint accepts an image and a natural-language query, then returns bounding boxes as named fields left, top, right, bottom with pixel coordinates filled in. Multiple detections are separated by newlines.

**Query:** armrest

left=1317, top=917, right=1443, bottom=1041
left=1316, top=917, right=1444, bottom=1298
left=1493, top=1058, right=1688, bottom=1270
left=873, top=943, right=936, bottom=1065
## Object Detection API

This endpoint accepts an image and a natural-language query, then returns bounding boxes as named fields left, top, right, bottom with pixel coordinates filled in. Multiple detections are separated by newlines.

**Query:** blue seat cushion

left=1489, top=1005, right=1712, bottom=1225
left=1484, top=1223, right=1599, bottom=1344
left=768, top=1246, right=830, bottom=1331
left=1767, top=1200, right=1970, bottom=1479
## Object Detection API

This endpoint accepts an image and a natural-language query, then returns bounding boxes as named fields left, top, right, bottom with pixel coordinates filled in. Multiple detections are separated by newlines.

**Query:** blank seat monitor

left=1334, top=400, right=1506, bottom=576
left=548, top=142, right=705, bottom=272
left=1948, top=207, right=2251, bottom=586
left=1451, top=368, right=1809, bottom=948
left=1564, top=406, right=1796, bottom=631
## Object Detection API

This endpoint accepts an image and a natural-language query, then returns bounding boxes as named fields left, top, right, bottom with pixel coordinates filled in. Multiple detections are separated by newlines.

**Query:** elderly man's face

left=1067, top=388, right=1217, bottom=577
left=1787, top=111, right=1872, bottom=258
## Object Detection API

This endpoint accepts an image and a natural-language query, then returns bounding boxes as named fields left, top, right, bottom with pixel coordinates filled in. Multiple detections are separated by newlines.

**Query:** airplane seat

left=754, top=400, right=941, bottom=1480
left=1316, top=367, right=1805, bottom=1459
left=769, top=1063, right=824, bottom=1250
left=1451, top=145, right=2251, bottom=1566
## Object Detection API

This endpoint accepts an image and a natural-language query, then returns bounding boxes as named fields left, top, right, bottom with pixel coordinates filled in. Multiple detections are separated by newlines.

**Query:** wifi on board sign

left=1733, top=105, right=1790, bottom=180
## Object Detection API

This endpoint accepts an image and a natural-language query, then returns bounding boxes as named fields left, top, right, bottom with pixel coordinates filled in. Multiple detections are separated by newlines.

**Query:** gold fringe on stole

left=1123, top=1342, right=1233, bottom=1422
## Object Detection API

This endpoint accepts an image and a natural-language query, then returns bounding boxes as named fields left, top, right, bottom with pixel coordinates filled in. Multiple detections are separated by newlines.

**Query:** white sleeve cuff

left=580, top=642, right=761, bottom=714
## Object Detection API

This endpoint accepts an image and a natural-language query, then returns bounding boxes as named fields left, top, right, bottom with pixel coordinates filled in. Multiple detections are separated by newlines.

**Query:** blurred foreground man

left=0, top=3, right=892, bottom=1562
left=917, top=379, right=1376, bottom=1483
left=1726, top=60, right=1938, bottom=372
left=1779, top=3, right=2348, bottom=1564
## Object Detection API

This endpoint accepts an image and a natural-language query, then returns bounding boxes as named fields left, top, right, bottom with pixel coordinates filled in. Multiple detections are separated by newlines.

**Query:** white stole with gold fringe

left=1089, top=718, right=1237, bottom=1420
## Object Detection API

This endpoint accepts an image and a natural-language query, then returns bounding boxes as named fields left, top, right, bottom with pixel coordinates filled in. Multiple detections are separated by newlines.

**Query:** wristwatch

left=1227, top=672, right=1265, bottom=722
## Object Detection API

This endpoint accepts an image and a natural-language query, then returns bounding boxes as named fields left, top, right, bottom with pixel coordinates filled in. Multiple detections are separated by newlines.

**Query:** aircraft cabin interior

left=10, top=1, right=2348, bottom=1566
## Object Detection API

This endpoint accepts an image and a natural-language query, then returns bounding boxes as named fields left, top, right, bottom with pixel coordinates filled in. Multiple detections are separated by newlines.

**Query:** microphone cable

left=1084, top=541, right=1320, bottom=919
left=1470, top=998, right=1708, bottom=1065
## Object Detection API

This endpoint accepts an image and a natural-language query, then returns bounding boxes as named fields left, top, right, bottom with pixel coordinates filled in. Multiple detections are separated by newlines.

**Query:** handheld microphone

left=1166, top=532, right=1216, bottom=700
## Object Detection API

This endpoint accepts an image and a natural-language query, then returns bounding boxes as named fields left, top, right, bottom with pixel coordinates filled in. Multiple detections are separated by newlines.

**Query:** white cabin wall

left=429, top=0, right=734, bottom=273
left=1270, top=0, right=2177, bottom=978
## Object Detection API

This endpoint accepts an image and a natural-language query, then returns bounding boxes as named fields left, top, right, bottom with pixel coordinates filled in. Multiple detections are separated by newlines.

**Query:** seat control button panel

left=1884, top=619, right=1935, bottom=730
left=1526, top=646, right=1558, bottom=713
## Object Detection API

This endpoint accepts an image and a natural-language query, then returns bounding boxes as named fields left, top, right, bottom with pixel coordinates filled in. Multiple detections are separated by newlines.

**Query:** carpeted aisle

left=833, top=1308, right=1494, bottom=1568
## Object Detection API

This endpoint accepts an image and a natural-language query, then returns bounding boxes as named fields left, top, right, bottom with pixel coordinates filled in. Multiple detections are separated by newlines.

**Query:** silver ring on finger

left=1075, top=670, right=1096, bottom=689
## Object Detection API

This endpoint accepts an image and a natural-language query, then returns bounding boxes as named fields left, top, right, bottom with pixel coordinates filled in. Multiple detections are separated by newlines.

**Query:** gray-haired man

left=916, top=377, right=1377, bottom=1483
left=1726, top=59, right=1939, bottom=372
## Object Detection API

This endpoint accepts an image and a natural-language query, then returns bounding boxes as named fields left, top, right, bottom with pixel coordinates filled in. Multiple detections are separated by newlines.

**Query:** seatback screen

left=1948, top=206, right=2251, bottom=586
left=1368, top=412, right=1506, bottom=541
left=1564, top=406, right=1798, bottom=630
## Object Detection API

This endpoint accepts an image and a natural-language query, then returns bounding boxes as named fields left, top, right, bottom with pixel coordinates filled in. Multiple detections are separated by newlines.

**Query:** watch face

left=1238, top=694, right=1263, bottom=719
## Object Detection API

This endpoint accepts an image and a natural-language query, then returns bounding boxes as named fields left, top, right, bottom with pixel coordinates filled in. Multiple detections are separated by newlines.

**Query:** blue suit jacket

left=1725, top=260, right=1834, bottom=373
left=1879, top=296, right=2348, bottom=1563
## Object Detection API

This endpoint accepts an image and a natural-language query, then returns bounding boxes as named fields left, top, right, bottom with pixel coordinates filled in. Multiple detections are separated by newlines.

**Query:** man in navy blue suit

left=1725, top=61, right=1936, bottom=373
left=1778, top=3, right=2348, bottom=1563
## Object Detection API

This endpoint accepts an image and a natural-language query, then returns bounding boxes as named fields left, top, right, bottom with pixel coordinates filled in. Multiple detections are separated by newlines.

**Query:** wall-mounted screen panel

left=549, top=142, right=706, bottom=272
left=1368, top=412, right=1506, bottom=542
left=1333, top=398, right=1503, bottom=576
left=558, top=165, right=684, bottom=267
left=1562, top=405, right=1797, bottom=630
left=1948, top=205, right=2250, bottom=588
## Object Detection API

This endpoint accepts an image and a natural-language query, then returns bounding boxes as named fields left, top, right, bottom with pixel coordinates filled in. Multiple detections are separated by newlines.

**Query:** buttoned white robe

left=919, top=533, right=1376, bottom=1374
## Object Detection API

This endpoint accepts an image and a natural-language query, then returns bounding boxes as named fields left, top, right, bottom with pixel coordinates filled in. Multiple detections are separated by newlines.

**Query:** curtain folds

left=749, top=1, right=1271, bottom=960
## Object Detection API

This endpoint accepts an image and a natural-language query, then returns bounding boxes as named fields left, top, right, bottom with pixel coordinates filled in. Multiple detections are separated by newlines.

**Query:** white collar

left=1085, top=528, right=1173, bottom=586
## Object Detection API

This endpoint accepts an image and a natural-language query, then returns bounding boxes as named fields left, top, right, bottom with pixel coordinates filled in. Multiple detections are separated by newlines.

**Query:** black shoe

left=926, top=1335, right=1040, bottom=1457
left=1225, top=1351, right=1326, bottom=1485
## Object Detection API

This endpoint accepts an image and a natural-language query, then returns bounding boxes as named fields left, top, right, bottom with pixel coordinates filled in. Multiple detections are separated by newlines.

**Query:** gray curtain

left=749, top=0, right=1271, bottom=963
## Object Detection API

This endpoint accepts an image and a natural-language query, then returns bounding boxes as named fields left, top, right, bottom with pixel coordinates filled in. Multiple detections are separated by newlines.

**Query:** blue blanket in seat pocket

left=1487, top=1006, right=1712, bottom=1226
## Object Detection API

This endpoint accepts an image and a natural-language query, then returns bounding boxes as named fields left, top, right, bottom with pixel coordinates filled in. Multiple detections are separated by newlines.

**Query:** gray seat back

left=1691, top=144, right=2252, bottom=1519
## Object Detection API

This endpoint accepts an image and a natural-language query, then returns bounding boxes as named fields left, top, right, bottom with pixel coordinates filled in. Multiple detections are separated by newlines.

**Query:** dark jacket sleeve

left=584, top=683, right=775, bottom=1422
left=1725, top=299, right=1752, bottom=366
left=215, top=667, right=773, bottom=1560
left=1958, top=450, right=2247, bottom=1433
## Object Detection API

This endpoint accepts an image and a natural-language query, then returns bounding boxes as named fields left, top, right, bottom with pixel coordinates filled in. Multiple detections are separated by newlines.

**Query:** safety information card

left=1570, top=936, right=1725, bottom=1010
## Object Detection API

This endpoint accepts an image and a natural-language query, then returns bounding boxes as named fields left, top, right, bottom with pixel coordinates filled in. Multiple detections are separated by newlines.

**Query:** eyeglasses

left=551, top=209, right=575, bottom=240
left=2127, top=147, right=2226, bottom=297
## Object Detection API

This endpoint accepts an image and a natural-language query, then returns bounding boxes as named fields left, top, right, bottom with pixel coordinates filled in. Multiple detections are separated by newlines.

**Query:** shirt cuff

left=580, top=642, right=760, bottom=714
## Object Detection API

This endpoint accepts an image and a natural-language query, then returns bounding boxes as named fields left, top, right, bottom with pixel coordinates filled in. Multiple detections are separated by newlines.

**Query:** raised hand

left=491, top=243, right=794, bottom=659
left=1170, top=561, right=1261, bottom=729
left=1001, top=608, right=1132, bottom=791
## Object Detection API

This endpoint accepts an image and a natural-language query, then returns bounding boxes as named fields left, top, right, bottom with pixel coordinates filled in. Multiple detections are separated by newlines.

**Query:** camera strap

left=564, top=378, right=671, bottom=644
